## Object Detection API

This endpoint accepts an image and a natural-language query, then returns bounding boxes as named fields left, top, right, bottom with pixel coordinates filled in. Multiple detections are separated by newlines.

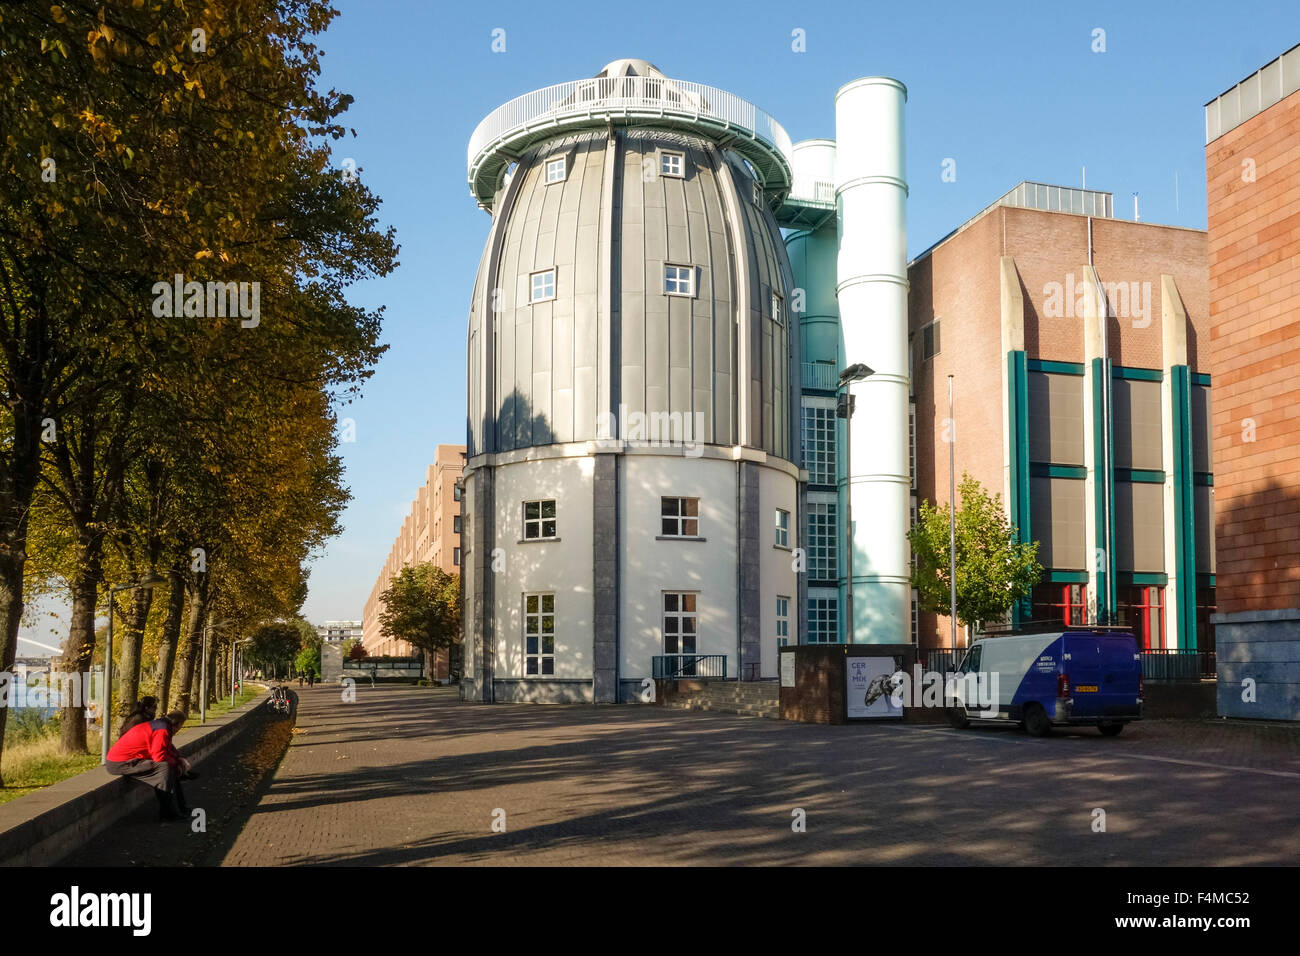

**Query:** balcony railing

left=467, top=75, right=793, bottom=207
left=802, top=362, right=839, bottom=391
left=652, top=654, right=729, bottom=680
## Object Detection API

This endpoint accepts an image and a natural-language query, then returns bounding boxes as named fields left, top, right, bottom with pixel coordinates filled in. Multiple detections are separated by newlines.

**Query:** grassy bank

left=0, top=728, right=103, bottom=807
left=1, top=684, right=266, bottom=807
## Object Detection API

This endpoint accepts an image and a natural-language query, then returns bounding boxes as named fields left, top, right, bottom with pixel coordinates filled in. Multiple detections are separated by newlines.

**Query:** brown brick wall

left=363, top=444, right=466, bottom=665
left=908, top=203, right=1208, bottom=646
left=1206, top=88, right=1300, bottom=613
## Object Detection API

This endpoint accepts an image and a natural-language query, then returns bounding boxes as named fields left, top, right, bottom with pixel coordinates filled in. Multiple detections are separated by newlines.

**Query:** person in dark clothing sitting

left=105, top=710, right=194, bottom=821
left=117, top=696, right=158, bottom=738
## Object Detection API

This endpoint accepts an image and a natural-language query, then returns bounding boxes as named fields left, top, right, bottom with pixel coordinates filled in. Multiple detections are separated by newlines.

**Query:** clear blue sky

left=287, top=0, right=1297, bottom=624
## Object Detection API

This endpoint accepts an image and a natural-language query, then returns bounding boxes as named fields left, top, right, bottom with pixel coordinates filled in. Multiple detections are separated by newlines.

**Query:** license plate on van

left=1075, top=685, right=1099, bottom=693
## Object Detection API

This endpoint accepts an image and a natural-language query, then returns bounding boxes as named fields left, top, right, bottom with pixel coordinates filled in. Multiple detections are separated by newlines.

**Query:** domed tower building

left=461, top=60, right=802, bottom=702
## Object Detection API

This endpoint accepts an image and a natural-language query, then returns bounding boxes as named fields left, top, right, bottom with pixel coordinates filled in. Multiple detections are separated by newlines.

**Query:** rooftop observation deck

left=466, top=74, right=795, bottom=213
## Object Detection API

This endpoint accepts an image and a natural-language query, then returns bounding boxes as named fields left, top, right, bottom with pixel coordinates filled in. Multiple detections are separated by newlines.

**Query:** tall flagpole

left=949, top=375, right=958, bottom=653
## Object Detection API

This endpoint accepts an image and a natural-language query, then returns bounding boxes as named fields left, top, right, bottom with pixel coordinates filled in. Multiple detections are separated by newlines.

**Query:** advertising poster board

left=846, top=655, right=904, bottom=719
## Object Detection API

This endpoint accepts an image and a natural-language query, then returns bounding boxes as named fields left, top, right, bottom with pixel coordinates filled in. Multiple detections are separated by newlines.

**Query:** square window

left=660, top=496, right=700, bottom=537
left=545, top=157, right=566, bottom=184
left=523, top=499, right=558, bottom=539
left=660, top=152, right=684, bottom=177
left=664, top=264, right=695, bottom=297
left=531, top=270, right=556, bottom=303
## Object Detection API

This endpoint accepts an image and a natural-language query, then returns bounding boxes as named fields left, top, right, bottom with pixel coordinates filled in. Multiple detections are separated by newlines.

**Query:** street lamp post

left=101, top=572, right=166, bottom=764
left=231, top=638, right=251, bottom=707
left=200, top=620, right=232, bottom=725
left=948, top=375, right=958, bottom=658
left=837, top=362, right=874, bottom=643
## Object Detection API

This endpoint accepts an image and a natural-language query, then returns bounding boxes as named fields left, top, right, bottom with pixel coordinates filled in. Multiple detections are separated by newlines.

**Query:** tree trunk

left=173, top=580, right=207, bottom=715
left=114, top=584, right=155, bottom=736
left=153, top=563, right=187, bottom=711
left=0, top=399, right=47, bottom=785
left=59, top=540, right=103, bottom=754
left=0, top=549, right=28, bottom=787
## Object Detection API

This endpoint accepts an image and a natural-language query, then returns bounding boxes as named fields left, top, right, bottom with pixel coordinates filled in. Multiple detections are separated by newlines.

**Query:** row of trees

left=0, top=1, right=397, bottom=780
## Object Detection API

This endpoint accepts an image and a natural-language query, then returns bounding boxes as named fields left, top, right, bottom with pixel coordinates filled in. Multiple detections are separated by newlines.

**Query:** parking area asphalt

left=212, top=683, right=1300, bottom=866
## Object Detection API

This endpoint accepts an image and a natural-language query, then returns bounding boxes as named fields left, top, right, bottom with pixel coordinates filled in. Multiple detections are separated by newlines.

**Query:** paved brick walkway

left=216, top=683, right=1300, bottom=866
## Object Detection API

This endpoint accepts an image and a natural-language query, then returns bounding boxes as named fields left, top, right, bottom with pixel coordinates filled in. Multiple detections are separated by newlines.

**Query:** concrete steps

left=661, top=681, right=780, bottom=719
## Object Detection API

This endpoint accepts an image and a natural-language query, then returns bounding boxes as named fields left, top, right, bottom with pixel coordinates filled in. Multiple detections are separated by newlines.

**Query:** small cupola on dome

left=594, top=58, right=664, bottom=78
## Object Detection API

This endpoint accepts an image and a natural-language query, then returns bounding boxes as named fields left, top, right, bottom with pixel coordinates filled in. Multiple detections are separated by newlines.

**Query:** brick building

left=907, top=184, right=1213, bottom=652
left=1204, top=45, right=1300, bottom=719
left=363, top=444, right=465, bottom=678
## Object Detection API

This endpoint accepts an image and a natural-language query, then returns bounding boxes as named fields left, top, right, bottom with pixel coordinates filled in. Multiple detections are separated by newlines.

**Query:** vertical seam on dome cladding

left=564, top=135, right=587, bottom=443
left=481, top=143, right=528, bottom=456
left=684, top=138, right=698, bottom=442
left=714, top=144, right=750, bottom=448
left=605, top=129, right=621, bottom=435
left=696, top=137, right=716, bottom=445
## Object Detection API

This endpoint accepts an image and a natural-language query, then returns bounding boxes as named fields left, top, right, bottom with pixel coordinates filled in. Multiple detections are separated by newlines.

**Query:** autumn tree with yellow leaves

left=0, top=1, right=397, bottom=772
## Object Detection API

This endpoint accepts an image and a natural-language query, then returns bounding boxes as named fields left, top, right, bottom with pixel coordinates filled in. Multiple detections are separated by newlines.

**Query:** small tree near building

left=377, top=564, right=462, bottom=675
left=909, top=473, right=1042, bottom=637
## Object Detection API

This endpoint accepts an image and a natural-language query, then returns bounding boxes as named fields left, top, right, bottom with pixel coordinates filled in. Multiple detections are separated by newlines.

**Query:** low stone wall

left=1142, top=681, right=1217, bottom=719
left=1214, top=609, right=1300, bottom=721
left=0, top=686, right=272, bottom=866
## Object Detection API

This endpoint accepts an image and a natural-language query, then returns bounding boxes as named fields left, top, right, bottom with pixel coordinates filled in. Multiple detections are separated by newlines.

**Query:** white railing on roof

left=468, top=75, right=793, bottom=178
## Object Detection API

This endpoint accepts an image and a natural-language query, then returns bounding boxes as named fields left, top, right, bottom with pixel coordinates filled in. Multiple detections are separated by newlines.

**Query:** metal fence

left=923, top=649, right=967, bottom=675
left=1140, top=649, right=1216, bottom=681
left=343, top=658, right=423, bottom=673
left=652, top=654, right=728, bottom=680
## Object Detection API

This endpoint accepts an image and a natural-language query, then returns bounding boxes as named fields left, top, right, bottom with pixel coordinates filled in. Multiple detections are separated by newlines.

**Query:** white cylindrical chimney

left=834, top=77, right=909, bottom=643
left=791, top=139, right=837, bottom=202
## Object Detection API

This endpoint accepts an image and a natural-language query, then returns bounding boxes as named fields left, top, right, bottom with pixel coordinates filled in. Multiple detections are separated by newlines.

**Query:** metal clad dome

left=467, top=121, right=796, bottom=461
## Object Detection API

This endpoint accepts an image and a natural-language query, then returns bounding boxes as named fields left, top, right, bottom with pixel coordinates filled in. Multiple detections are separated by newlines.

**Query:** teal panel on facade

left=1007, top=350, right=1032, bottom=624
left=1170, top=365, right=1198, bottom=649
left=1028, top=359, right=1084, bottom=376
left=1091, top=358, right=1116, bottom=623
left=1112, top=366, right=1164, bottom=382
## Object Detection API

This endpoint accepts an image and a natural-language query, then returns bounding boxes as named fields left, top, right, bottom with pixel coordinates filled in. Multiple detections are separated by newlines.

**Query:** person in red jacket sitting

left=106, top=710, right=193, bottom=821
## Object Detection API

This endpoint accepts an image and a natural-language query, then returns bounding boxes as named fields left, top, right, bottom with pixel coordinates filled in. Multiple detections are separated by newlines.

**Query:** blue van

left=945, top=630, right=1144, bottom=736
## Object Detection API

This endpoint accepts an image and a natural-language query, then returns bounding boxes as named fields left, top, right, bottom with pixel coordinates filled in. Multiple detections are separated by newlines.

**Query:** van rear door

left=1098, top=633, right=1141, bottom=717
left=1064, top=633, right=1103, bottom=717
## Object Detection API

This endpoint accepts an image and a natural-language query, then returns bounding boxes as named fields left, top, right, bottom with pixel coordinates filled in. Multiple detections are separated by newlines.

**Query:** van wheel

left=1023, top=704, right=1052, bottom=737
left=1099, top=722, right=1124, bottom=737
left=946, top=704, right=970, bottom=729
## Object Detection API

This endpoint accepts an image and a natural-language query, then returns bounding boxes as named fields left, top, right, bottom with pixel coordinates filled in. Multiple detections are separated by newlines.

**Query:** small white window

left=775, top=508, right=790, bottom=547
left=531, top=269, right=556, bottom=303
left=772, top=292, right=783, bottom=327
left=664, top=264, right=695, bottom=297
left=523, top=499, right=557, bottom=540
left=777, top=596, right=790, bottom=647
left=752, top=181, right=763, bottom=205
left=661, top=496, right=699, bottom=537
left=660, top=152, right=684, bottom=177
left=544, top=157, right=566, bottom=184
